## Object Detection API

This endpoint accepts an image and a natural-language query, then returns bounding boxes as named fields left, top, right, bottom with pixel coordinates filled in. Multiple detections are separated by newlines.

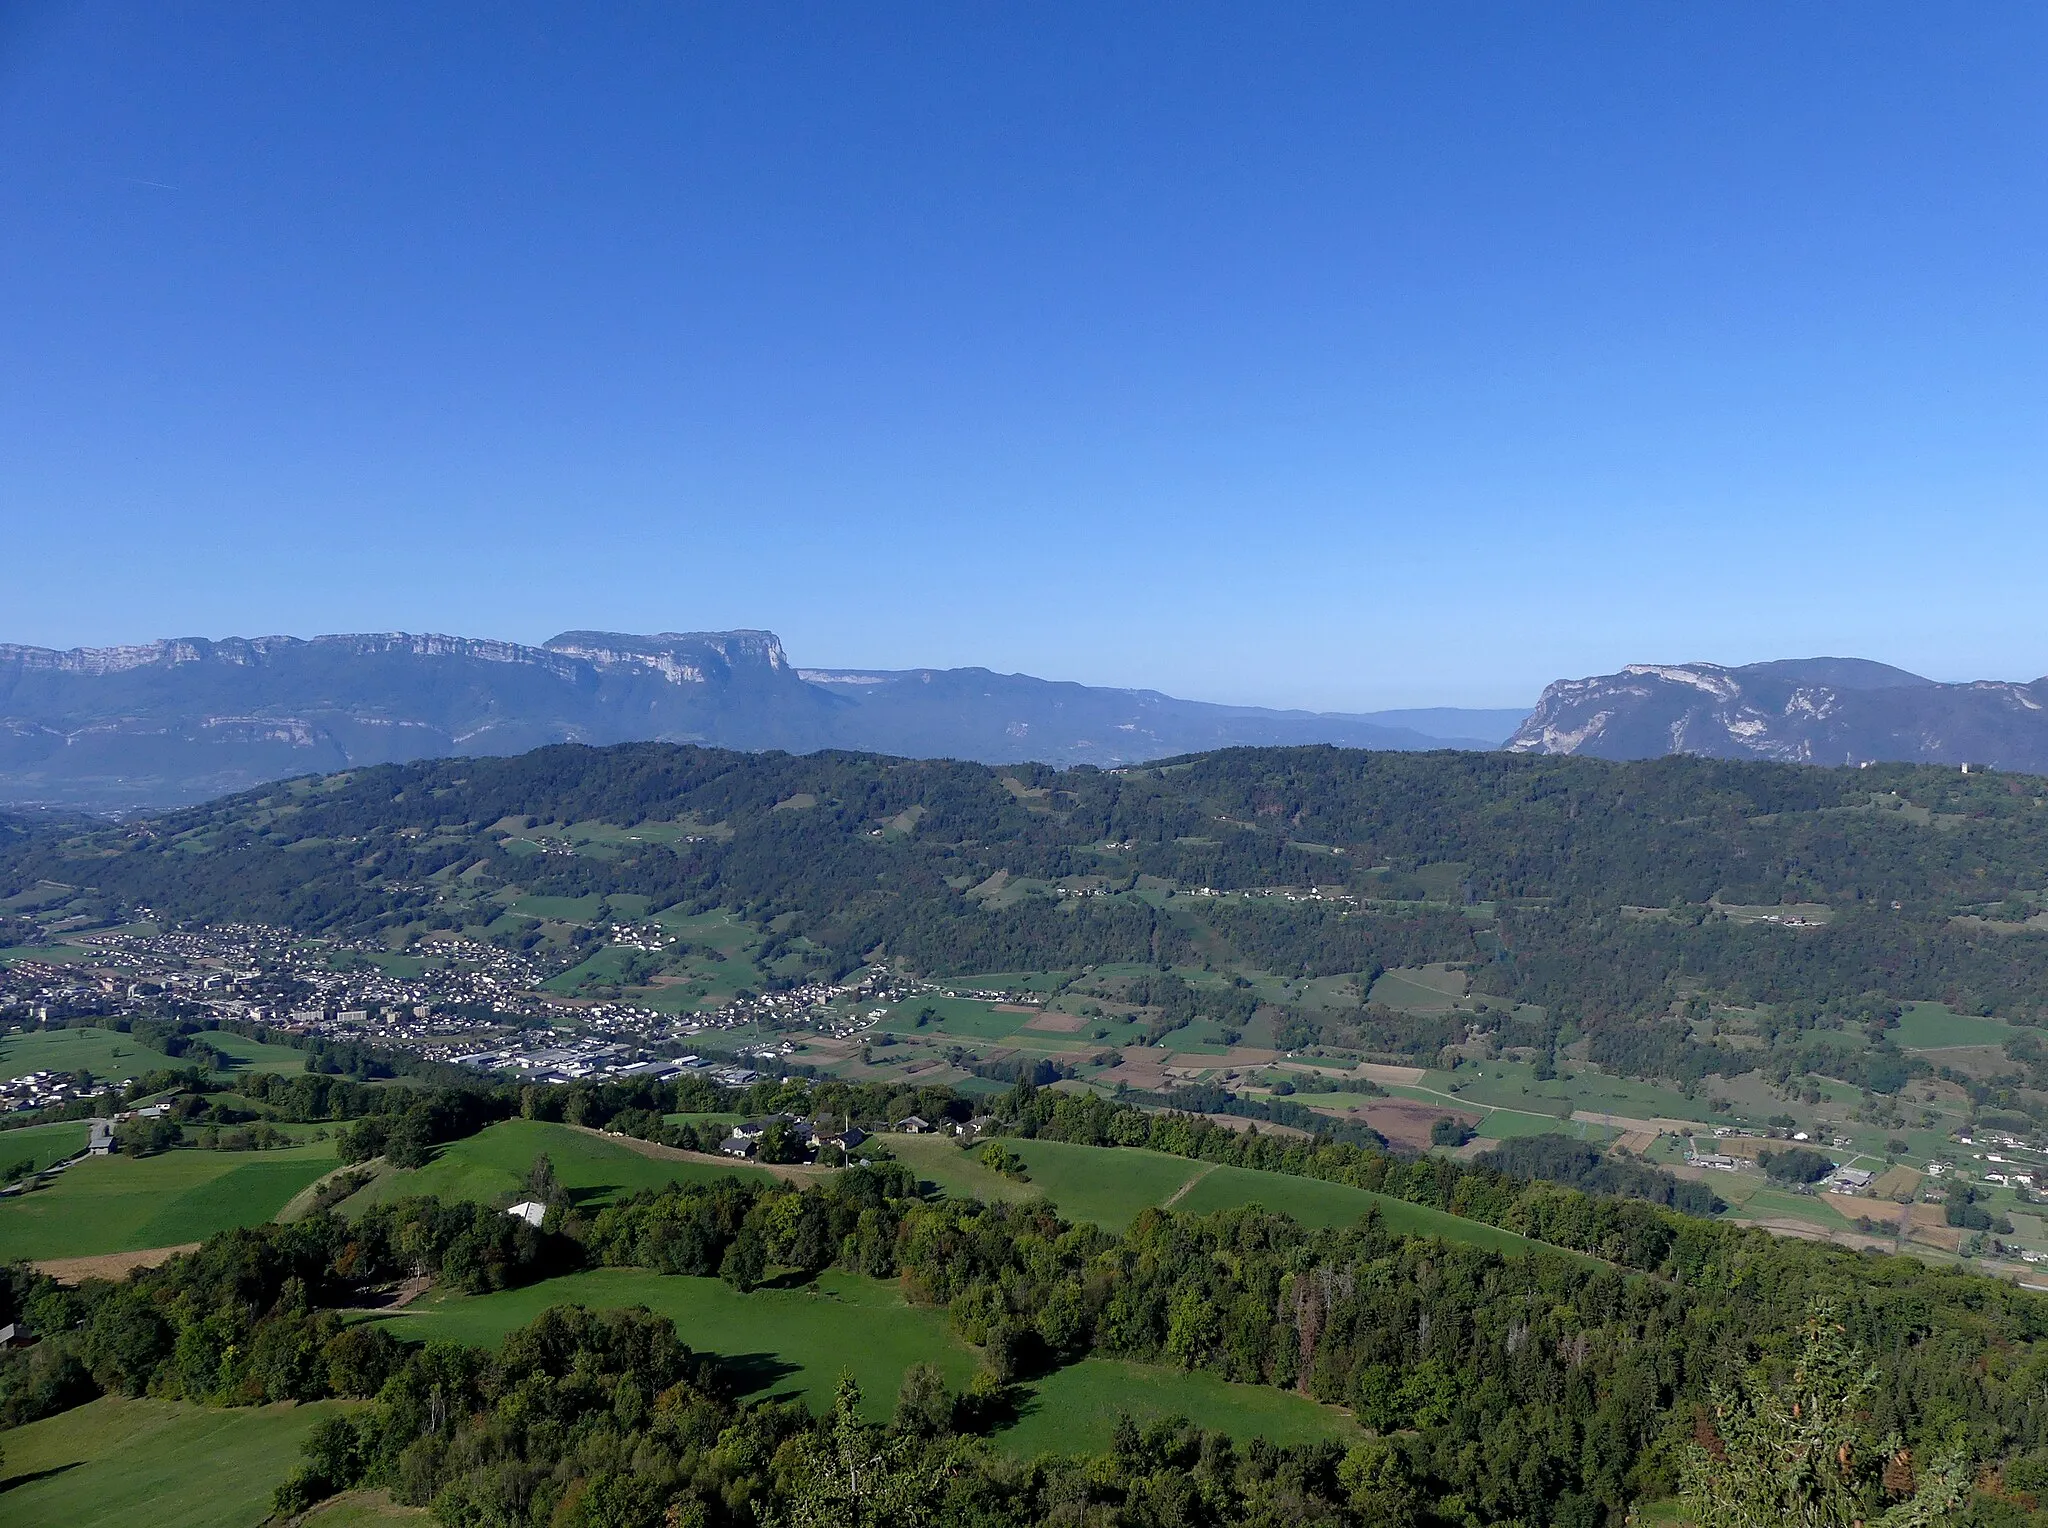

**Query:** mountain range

left=1508, top=657, right=2048, bottom=770
left=0, top=629, right=1523, bottom=812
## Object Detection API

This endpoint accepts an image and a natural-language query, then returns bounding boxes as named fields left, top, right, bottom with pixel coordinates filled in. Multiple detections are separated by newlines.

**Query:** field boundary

left=35, top=1243, right=201, bottom=1284
left=566, top=1124, right=834, bottom=1183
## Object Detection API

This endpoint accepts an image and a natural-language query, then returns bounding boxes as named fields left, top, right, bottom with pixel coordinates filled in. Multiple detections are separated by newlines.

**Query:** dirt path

left=1161, top=1162, right=1221, bottom=1210
left=566, top=1124, right=835, bottom=1184
left=35, top=1243, right=201, bottom=1283
left=277, top=1159, right=381, bottom=1222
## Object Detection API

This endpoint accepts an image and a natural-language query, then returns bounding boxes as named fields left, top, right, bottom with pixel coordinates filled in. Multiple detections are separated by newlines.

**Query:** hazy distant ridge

left=0, top=628, right=1516, bottom=812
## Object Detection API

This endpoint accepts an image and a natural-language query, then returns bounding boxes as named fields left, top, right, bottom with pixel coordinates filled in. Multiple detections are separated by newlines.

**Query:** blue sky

left=3, top=4, right=2044, bottom=709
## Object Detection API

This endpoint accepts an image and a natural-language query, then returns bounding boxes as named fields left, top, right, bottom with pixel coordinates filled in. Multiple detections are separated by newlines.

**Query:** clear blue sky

left=3, top=4, right=2044, bottom=709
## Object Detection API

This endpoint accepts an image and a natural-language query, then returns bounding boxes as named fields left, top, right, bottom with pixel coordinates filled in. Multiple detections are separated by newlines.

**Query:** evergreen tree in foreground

left=1680, top=1310, right=1968, bottom=1528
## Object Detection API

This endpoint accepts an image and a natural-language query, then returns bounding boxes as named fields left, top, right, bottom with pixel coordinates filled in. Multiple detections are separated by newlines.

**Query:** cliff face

left=1507, top=658, right=2048, bottom=770
left=0, top=629, right=1501, bottom=812
left=0, top=630, right=842, bottom=811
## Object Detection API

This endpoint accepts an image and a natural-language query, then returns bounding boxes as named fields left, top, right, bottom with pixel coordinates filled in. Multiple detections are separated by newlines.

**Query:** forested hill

left=9, top=744, right=2048, bottom=1037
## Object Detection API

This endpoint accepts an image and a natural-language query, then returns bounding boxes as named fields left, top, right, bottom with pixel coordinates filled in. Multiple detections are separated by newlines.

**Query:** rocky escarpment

left=0, top=628, right=1507, bottom=812
left=1508, top=658, right=2048, bottom=770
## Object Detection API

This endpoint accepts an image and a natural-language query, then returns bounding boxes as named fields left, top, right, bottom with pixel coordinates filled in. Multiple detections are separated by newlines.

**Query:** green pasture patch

left=0, top=1142, right=336, bottom=1261
left=0, top=1025, right=181, bottom=1083
left=378, top=1267, right=978, bottom=1419
left=1368, top=968, right=1466, bottom=1012
left=953, top=971, right=1071, bottom=994
left=1430, top=1061, right=1705, bottom=1124
left=543, top=945, right=661, bottom=993
left=1001, top=1357, right=1357, bottom=1456
left=1005, top=1140, right=1205, bottom=1229
left=1465, top=1107, right=1605, bottom=1142
left=1892, top=1002, right=2012, bottom=1050
left=0, top=882, right=77, bottom=912
left=894, top=1134, right=1579, bottom=1260
left=885, top=1134, right=1207, bottom=1228
left=362, top=951, right=430, bottom=979
left=340, top=1119, right=777, bottom=1216
left=0, top=944, right=92, bottom=965
left=0, top=1118, right=91, bottom=1172
left=884, top=1132, right=1040, bottom=1205
left=301, top=1492, right=429, bottom=1525
left=508, top=893, right=607, bottom=922
left=0, top=1396, right=364, bottom=1528
left=1172, top=1164, right=1561, bottom=1256
left=880, top=997, right=1038, bottom=1041
left=202, top=1031, right=307, bottom=1074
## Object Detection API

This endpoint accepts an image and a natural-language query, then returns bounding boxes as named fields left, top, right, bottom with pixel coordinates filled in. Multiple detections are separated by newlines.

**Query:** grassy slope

left=0, top=1396, right=358, bottom=1528
left=885, top=1133, right=1560, bottom=1257
left=1171, top=1164, right=1551, bottom=1254
left=0, top=1118, right=91, bottom=1172
left=202, top=1031, right=307, bottom=1074
left=1002, top=1358, right=1356, bottom=1455
left=0, top=1027, right=180, bottom=1083
left=375, top=1267, right=980, bottom=1418
left=374, top=1267, right=1356, bottom=1450
left=1891, top=1001, right=2012, bottom=1050
left=340, top=1118, right=778, bottom=1217
left=300, top=1493, right=428, bottom=1525
left=0, top=1142, right=335, bottom=1261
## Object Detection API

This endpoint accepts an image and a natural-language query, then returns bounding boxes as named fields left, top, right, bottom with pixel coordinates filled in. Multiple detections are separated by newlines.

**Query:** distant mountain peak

left=1509, top=657, right=2045, bottom=769
left=542, top=629, right=792, bottom=683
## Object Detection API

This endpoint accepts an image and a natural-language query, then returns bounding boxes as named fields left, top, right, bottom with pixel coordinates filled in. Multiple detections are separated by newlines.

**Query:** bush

left=1760, top=1147, right=1835, bottom=1184
left=1430, top=1117, right=1476, bottom=1148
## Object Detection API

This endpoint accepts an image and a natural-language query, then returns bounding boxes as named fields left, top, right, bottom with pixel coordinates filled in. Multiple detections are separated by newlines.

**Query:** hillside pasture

left=375, top=1267, right=978, bottom=1418
left=338, top=1118, right=779, bottom=1217
left=201, top=1030, right=307, bottom=1074
left=0, top=1395, right=359, bottom=1528
left=377, top=1267, right=1358, bottom=1450
left=0, top=1142, right=335, bottom=1261
left=0, top=1118, right=91, bottom=1173
left=1000, top=1357, right=1357, bottom=1455
left=0, top=1025, right=181, bottom=1083
left=1892, top=1002, right=2013, bottom=1050
left=882, top=1131, right=1566, bottom=1257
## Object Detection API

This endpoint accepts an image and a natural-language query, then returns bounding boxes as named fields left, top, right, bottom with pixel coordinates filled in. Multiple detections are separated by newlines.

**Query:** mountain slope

left=797, top=666, right=1504, bottom=762
left=1507, top=658, right=2048, bottom=769
left=0, top=629, right=1505, bottom=812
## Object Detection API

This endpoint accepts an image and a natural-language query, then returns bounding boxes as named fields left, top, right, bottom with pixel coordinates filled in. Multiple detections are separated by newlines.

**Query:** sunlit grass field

left=338, top=1118, right=778, bottom=1217
left=0, top=1396, right=360, bottom=1528
left=0, top=1141, right=336, bottom=1260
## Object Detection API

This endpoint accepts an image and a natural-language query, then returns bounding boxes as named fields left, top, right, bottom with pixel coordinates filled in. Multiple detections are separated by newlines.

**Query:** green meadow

left=0, top=1118, right=92, bottom=1173
left=1891, top=1001, right=2012, bottom=1050
left=375, top=1267, right=1357, bottom=1451
left=376, top=1267, right=977, bottom=1418
left=338, top=1118, right=778, bottom=1217
left=201, top=1030, right=308, bottom=1073
left=1000, top=1358, right=1356, bottom=1455
left=882, top=1132, right=1562, bottom=1257
left=0, top=1026, right=181, bottom=1083
left=0, top=1142, right=335, bottom=1261
left=0, top=1396, right=359, bottom=1528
